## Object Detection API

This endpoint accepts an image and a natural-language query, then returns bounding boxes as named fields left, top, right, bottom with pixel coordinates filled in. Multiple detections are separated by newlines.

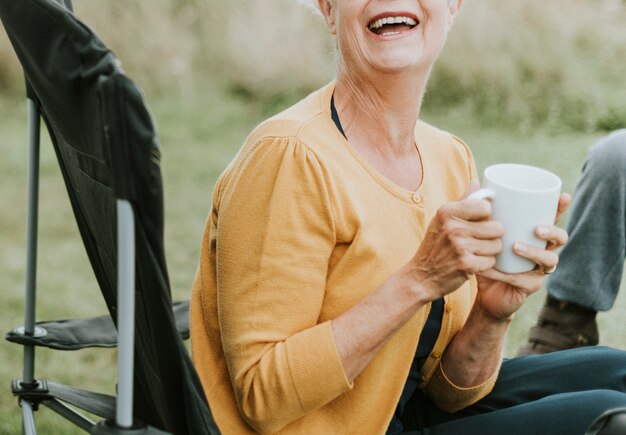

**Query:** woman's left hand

left=475, top=193, right=571, bottom=322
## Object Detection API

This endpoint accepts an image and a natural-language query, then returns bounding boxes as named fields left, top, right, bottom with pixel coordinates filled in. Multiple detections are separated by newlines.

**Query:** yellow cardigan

left=190, top=83, right=498, bottom=434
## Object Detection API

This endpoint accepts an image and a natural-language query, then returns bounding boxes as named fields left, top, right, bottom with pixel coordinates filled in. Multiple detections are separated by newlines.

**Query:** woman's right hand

left=407, top=181, right=505, bottom=301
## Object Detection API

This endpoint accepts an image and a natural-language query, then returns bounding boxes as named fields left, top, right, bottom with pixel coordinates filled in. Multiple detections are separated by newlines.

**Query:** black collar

left=330, top=94, right=347, bottom=139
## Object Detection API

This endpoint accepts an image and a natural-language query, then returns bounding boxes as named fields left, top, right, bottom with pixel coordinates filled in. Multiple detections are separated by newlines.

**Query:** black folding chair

left=586, top=408, right=626, bottom=435
left=0, top=0, right=218, bottom=433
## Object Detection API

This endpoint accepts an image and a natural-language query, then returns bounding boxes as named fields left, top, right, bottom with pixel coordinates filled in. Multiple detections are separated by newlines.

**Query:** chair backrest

left=0, top=0, right=217, bottom=432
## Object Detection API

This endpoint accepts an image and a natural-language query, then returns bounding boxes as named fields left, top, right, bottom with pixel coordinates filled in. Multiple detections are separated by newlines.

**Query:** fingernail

left=514, top=243, right=527, bottom=254
left=536, top=226, right=549, bottom=237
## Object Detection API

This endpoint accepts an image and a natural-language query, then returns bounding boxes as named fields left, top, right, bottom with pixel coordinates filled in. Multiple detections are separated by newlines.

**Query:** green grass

left=0, top=82, right=624, bottom=434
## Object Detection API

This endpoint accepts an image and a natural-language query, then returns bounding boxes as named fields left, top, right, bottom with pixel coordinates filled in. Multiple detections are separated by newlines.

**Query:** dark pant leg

left=401, top=347, right=626, bottom=434
left=416, top=390, right=626, bottom=435
left=463, top=346, right=626, bottom=414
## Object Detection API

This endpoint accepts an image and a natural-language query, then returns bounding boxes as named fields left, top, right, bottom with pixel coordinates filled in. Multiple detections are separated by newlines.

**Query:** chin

left=371, top=52, right=434, bottom=75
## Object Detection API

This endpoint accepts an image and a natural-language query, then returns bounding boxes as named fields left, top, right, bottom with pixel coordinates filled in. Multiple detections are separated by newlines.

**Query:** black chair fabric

left=0, top=1, right=217, bottom=433
left=6, top=301, right=191, bottom=351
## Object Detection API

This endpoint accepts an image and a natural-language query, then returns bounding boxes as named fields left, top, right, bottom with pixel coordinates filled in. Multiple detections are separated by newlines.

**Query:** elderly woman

left=190, top=0, right=626, bottom=433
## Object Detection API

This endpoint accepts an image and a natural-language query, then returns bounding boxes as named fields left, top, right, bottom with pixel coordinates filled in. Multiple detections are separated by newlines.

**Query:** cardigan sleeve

left=215, top=136, right=352, bottom=434
left=424, top=360, right=498, bottom=413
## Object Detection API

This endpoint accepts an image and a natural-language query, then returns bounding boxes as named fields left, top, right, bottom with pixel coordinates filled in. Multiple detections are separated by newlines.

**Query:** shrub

left=1, top=0, right=624, bottom=131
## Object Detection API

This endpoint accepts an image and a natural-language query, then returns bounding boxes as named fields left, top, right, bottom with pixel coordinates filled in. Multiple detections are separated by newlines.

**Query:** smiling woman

left=189, top=1, right=626, bottom=434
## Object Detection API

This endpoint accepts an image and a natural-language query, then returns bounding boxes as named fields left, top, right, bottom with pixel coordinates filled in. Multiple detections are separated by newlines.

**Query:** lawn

left=0, top=81, right=624, bottom=434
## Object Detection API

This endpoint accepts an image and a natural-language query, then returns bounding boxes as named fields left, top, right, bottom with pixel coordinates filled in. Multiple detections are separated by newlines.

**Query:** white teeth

left=368, top=16, right=418, bottom=31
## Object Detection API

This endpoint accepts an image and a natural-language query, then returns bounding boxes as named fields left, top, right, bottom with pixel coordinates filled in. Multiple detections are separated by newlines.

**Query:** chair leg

left=21, top=399, right=37, bottom=435
left=22, top=98, right=41, bottom=385
left=44, top=399, right=95, bottom=432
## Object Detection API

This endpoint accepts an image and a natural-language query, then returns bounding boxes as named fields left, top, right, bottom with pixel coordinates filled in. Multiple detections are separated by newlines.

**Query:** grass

left=0, top=79, right=624, bottom=433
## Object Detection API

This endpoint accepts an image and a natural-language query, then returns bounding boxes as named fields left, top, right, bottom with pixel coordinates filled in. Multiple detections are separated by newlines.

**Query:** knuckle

left=448, top=225, right=466, bottom=240
left=459, top=254, right=475, bottom=272
left=436, top=205, right=452, bottom=222
left=441, top=219, right=457, bottom=234
left=452, top=238, right=468, bottom=256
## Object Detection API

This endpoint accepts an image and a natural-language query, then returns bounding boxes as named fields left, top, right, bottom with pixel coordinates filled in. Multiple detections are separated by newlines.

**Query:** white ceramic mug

left=469, top=164, right=562, bottom=274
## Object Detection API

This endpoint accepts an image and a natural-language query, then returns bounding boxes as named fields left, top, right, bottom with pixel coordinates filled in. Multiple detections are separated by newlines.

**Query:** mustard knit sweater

left=190, top=83, right=498, bottom=434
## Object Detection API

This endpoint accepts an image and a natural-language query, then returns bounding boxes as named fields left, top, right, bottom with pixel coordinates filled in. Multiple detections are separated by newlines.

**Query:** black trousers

left=401, top=346, right=626, bottom=434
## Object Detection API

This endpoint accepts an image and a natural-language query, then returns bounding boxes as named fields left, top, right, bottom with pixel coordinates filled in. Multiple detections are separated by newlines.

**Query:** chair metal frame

left=16, top=86, right=141, bottom=435
left=13, top=1, right=145, bottom=432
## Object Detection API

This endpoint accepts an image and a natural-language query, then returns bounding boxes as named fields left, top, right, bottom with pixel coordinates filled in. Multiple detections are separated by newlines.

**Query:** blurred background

left=1, top=0, right=625, bottom=433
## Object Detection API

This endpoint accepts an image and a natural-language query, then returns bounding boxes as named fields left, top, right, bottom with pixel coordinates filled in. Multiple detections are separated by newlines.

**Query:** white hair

left=297, top=0, right=321, bottom=15
left=298, top=0, right=457, bottom=14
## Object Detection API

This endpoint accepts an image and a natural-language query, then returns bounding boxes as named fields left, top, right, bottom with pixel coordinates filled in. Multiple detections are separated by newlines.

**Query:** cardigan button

left=431, top=352, right=441, bottom=359
left=445, top=304, right=451, bottom=313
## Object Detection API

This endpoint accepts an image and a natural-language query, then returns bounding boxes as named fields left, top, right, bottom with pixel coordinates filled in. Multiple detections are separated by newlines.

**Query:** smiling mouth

left=367, top=16, right=418, bottom=36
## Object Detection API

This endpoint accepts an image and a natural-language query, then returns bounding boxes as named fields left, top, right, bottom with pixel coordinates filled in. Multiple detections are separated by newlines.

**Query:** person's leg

left=464, top=346, right=626, bottom=414
left=402, top=347, right=626, bottom=434
left=414, top=390, right=626, bottom=435
left=550, top=129, right=626, bottom=311
left=519, top=130, right=626, bottom=355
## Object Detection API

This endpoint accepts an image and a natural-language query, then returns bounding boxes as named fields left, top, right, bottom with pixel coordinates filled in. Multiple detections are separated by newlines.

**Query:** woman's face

left=319, top=0, right=460, bottom=76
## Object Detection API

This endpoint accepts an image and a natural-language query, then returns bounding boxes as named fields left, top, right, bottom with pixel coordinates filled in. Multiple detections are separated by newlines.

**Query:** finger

left=478, top=267, right=544, bottom=294
left=513, top=242, right=559, bottom=270
left=449, top=219, right=504, bottom=240
left=450, top=196, right=494, bottom=222
left=535, top=225, right=568, bottom=250
left=460, top=179, right=481, bottom=200
left=474, top=255, right=498, bottom=273
left=554, top=193, right=571, bottom=224
left=453, top=233, right=502, bottom=257
left=470, top=238, right=503, bottom=256
left=471, top=220, right=505, bottom=240
left=437, top=198, right=493, bottom=225
left=462, top=253, right=497, bottom=275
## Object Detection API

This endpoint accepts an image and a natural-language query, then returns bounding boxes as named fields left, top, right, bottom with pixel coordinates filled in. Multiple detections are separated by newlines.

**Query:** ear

left=317, top=0, right=337, bottom=35
left=447, top=0, right=464, bottom=30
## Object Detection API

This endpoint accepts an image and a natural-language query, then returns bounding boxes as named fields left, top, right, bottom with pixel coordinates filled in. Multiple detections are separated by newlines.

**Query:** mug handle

left=467, top=188, right=495, bottom=201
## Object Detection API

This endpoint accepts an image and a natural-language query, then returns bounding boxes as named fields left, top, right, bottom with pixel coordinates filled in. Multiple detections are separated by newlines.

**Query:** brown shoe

left=517, top=296, right=599, bottom=356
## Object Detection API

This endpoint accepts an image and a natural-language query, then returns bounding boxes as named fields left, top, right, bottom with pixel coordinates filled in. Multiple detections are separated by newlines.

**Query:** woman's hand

left=408, top=181, right=505, bottom=301
left=475, top=193, right=571, bottom=322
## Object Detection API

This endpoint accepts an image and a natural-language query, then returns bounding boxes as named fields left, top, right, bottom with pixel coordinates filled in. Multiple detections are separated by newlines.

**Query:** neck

left=334, top=62, right=430, bottom=156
